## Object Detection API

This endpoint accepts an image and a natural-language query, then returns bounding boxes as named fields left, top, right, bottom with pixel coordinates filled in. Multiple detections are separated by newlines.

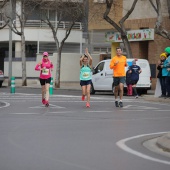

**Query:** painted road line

left=0, top=101, right=10, bottom=108
left=29, top=104, right=65, bottom=109
left=116, top=132, right=170, bottom=165
left=123, top=105, right=158, bottom=109
left=9, top=112, right=40, bottom=115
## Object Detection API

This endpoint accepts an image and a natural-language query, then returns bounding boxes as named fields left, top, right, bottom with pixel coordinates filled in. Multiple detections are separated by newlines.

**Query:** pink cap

left=43, top=52, right=49, bottom=56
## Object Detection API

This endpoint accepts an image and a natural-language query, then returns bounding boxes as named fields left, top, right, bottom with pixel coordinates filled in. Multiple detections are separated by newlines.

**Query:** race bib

left=42, top=68, right=49, bottom=75
left=82, top=72, right=90, bottom=78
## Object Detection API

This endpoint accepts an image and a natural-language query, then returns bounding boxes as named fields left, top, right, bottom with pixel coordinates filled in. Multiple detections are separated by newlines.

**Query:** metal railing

left=0, top=20, right=83, bottom=30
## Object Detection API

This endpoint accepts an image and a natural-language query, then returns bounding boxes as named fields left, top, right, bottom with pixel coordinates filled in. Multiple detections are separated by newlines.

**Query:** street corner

left=142, top=95, right=170, bottom=103
left=156, top=133, right=170, bottom=153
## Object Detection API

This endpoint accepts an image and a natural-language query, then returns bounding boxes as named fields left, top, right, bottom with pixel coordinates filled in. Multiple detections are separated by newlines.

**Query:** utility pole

left=8, top=0, right=12, bottom=86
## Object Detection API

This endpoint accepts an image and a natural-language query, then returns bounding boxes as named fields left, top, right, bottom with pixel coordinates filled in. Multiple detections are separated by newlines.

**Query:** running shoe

left=82, top=95, right=85, bottom=101
left=86, top=102, right=90, bottom=108
left=45, top=100, right=49, bottom=107
left=115, top=101, right=119, bottom=107
left=42, top=98, right=46, bottom=105
left=119, top=101, right=123, bottom=108
left=135, top=95, right=138, bottom=99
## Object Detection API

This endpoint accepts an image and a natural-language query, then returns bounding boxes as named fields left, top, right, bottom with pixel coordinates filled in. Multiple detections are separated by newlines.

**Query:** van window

left=94, top=62, right=104, bottom=74
left=105, top=61, right=112, bottom=71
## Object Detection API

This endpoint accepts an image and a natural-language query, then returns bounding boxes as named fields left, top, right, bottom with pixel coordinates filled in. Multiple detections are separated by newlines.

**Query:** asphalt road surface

left=0, top=87, right=170, bottom=170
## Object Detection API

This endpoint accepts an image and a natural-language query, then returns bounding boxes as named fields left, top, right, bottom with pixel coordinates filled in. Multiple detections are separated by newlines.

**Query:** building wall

left=0, top=28, right=85, bottom=43
left=123, top=0, right=169, bottom=19
left=88, top=0, right=123, bottom=30
left=125, top=17, right=170, bottom=89
left=4, top=53, right=100, bottom=84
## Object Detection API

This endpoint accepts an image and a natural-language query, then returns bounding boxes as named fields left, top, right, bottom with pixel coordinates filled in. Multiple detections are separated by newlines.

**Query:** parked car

left=91, top=59, right=152, bottom=94
left=0, top=70, right=5, bottom=87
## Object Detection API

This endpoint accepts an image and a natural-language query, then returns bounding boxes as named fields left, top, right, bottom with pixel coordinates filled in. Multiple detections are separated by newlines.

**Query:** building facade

left=88, top=0, right=170, bottom=89
left=0, top=0, right=170, bottom=89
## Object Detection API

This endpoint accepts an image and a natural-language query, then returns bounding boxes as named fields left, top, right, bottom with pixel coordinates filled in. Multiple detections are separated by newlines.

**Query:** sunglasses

left=43, top=55, right=48, bottom=57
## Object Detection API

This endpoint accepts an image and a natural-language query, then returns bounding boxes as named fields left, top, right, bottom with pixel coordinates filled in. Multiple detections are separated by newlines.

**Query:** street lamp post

left=8, top=0, right=12, bottom=86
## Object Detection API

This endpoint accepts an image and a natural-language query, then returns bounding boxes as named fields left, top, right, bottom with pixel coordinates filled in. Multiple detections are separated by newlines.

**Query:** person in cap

left=128, top=59, right=142, bottom=98
left=157, top=52, right=167, bottom=98
left=35, top=52, right=53, bottom=107
left=162, top=47, right=170, bottom=98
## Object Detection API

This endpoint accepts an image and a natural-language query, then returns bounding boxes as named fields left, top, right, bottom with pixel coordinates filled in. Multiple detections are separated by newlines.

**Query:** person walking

left=80, top=48, right=92, bottom=108
left=157, top=52, right=167, bottom=98
left=110, top=47, right=128, bottom=107
left=35, top=52, right=53, bottom=107
left=163, top=47, right=170, bottom=98
left=128, top=59, right=142, bottom=98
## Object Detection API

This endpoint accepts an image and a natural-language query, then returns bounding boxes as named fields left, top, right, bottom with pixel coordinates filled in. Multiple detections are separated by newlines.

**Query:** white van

left=91, top=59, right=151, bottom=94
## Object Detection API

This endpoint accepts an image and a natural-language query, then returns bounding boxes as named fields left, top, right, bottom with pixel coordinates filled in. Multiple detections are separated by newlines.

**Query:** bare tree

left=103, top=0, right=139, bottom=58
left=0, top=0, right=8, bottom=29
left=149, top=0, right=170, bottom=39
left=2, top=0, right=42, bottom=86
left=38, top=0, right=85, bottom=88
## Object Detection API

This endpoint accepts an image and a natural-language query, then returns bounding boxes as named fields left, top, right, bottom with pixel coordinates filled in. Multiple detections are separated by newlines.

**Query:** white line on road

left=9, top=112, right=40, bottom=115
left=0, top=101, right=10, bottom=108
left=116, top=132, right=170, bottom=165
left=29, top=104, right=65, bottom=109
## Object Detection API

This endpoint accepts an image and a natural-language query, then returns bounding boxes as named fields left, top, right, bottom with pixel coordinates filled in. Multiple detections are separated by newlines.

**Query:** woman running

left=35, top=52, right=53, bottom=107
left=80, top=48, right=92, bottom=108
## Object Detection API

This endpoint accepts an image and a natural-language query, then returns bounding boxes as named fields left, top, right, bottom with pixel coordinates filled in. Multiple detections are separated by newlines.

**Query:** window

left=93, top=0, right=106, bottom=3
left=94, top=62, right=104, bottom=74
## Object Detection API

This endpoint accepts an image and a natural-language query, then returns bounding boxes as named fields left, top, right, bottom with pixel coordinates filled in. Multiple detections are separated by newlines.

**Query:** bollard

left=49, top=77, right=53, bottom=95
left=11, top=77, right=15, bottom=93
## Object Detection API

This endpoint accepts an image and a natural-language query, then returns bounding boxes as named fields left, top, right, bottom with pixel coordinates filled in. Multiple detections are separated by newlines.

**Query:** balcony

left=0, top=20, right=83, bottom=30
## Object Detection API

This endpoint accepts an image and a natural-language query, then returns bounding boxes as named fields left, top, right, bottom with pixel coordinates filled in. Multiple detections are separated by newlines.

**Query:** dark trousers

left=159, top=77, right=166, bottom=96
left=165, top=76, right=170, bottom=97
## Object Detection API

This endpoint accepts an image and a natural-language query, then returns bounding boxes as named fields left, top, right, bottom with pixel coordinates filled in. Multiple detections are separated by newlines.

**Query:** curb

left=143, top=96, right=170, bottom=103
left=156, top=133, right=170, bottom=152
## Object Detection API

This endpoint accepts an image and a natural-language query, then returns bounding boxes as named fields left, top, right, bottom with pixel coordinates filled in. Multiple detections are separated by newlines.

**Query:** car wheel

left=90, top=83, right=95, bottom=94
left=0, top=81, right=2, bottom=88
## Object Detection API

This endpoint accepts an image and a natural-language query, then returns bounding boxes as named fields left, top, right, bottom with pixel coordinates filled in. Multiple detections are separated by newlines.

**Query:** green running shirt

left=80, top=65, right=92, bottom=81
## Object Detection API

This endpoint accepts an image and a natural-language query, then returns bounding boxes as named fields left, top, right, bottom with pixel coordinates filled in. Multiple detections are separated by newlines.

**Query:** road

left=0, top=87, right=170, bottom=170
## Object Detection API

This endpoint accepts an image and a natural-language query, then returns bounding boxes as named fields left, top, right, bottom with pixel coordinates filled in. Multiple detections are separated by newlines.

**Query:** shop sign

left=105, top=29, right=154, bottom=42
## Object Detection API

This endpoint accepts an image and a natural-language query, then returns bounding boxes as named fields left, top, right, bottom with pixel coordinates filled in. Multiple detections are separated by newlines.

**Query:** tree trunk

left=122, top=36, right=133, bottom=58
left=21, top=33, right=27, bottom=86
left=55, top=49, right=61, bottom=88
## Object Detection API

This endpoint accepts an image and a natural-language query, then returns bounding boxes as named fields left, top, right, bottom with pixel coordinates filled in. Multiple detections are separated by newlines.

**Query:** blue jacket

left=162, top=55, right=170, bottom=77
left=128, top=65, right=141, bottom=81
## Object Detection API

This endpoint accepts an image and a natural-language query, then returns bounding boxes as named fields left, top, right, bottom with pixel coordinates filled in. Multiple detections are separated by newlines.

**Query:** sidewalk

left=2, top=80, right=81, bottom=90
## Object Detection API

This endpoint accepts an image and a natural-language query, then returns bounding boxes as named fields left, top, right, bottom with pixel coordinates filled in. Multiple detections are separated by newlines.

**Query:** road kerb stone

left=156, top=133, right=170, bottom=152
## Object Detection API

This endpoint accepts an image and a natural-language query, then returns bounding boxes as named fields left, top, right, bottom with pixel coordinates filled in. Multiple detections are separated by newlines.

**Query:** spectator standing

left=126, top=69, right=132, bottom=96
left=128, top=59, right=142, bottom=98
left=157, top=52, right=167, bottom=98
left=163, top=47, right=170, bottom=98
left=110, top=47, right=128, bottom=107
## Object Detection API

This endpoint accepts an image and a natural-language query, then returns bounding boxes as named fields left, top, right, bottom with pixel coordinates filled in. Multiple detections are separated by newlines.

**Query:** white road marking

left=116, top=132, right=170, bottom=165
left=123, top=105, right=158, bottom=109
left=49, top=111, right=74, bottom=113
left=29, top=104, right=65, bottom=109
left=85, top=111, right=113, bottom=113
left=0, top=101, right=10, bottom=108
left=157, top=110, right=170, bottom=111
left=9, top=112, right=40, bottom=115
